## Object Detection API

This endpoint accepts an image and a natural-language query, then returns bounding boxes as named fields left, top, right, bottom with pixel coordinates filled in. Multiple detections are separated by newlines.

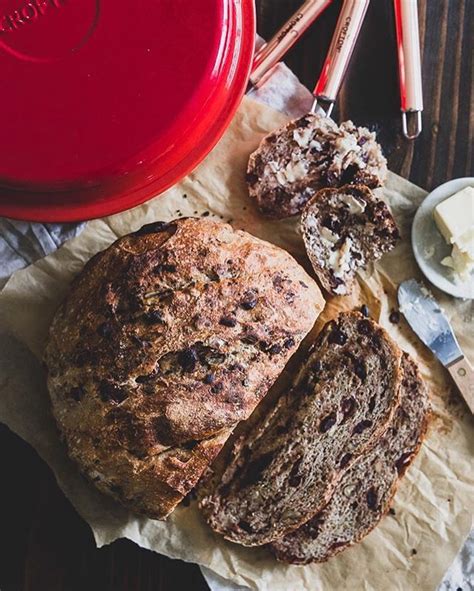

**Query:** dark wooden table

left=0, top=1, right=471, bottom=590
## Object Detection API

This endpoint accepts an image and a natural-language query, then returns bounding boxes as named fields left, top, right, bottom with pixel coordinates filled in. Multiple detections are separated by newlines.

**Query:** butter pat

left=433, top=186, right=474, bottom=281
left=434, top=187, right=474, bottom=247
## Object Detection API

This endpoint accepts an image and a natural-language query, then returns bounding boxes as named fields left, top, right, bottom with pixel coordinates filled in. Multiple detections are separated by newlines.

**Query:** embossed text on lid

left=0, top=0, right=99, bottom=62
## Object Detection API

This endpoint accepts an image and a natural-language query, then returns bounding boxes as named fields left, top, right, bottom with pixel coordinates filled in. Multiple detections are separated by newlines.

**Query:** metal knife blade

left=398, top=279, right=463, bottom=367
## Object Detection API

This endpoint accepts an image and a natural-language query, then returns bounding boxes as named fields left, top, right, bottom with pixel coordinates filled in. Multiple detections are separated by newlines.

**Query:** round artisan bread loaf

left=44, top=217, right=324, bottom=519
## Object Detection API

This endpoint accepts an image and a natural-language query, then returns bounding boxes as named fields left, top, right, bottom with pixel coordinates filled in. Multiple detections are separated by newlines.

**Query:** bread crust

left=44, top=218, right=324, bottom=519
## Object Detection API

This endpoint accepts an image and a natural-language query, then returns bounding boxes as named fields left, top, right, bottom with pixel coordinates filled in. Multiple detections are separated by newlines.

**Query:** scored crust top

left=247, top=113, right=387, bottom=219
left=44, top=218, right=324, bottom=519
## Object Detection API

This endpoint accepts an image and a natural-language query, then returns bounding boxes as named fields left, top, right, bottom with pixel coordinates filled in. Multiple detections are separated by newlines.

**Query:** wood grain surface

left=0, top=1, right=472, bottom=590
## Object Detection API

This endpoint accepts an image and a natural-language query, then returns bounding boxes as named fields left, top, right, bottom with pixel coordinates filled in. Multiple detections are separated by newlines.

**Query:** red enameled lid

left=0, top=0, right=255, bottom=221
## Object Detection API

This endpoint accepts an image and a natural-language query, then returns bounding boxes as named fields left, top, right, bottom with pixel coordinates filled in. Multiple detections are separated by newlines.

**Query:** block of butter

left=433, top=186, right=474, bottom=281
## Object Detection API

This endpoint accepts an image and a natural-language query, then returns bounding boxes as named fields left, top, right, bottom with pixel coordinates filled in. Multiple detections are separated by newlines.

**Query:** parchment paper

left=0, top=96, right=472, bottom=591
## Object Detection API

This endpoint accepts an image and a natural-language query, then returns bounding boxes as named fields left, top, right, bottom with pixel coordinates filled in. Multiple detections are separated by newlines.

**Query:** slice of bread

left=271, top=353, right=430, bottom=564
left=199, top=312, right=402, bottom=546
left=246, top=114, right=387, bottom=219
left=301, top=185, right=400, bottom=296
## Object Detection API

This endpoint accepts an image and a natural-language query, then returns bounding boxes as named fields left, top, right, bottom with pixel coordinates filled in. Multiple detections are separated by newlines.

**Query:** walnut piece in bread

left=44, top=218, right=324, bottom=519
left=247, top=114, right=387, bottom=219
left=271, top=353, right=430, bottom=564
left=301, top=185, right=400, bottom=296
left=198, top=312, right=402, bottom=545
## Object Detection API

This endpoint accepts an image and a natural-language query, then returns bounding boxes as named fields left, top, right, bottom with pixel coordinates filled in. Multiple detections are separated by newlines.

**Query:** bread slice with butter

left=246, top=114, right=388, bottom=219
left=301, top=185, right=400, bottom=295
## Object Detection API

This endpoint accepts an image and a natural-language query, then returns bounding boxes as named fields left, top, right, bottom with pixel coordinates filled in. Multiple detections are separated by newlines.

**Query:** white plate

left=412, top=177, right=474, bottom=299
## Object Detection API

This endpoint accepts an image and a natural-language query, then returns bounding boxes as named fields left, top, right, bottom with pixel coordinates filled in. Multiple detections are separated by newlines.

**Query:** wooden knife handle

left=447, top=357, right=474, bottom=414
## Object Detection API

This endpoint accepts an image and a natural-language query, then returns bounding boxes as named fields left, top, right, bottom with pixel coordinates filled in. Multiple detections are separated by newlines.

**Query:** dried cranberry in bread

left=44, top=218, right=324, bottom=519
left=301, top=184, right=400, bottom=296
left=246, top=114, right=387, bottom=219
left=198, top=312, right=402, bottom=545
left=271, top=353, right=430, bottom=564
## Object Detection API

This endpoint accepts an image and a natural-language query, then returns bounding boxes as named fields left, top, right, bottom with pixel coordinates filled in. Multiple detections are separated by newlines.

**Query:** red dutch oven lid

left=0, top=0, right=255, bottom=221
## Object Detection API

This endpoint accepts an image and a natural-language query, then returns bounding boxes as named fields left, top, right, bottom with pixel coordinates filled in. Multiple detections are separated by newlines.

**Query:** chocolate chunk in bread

left=44, top=218, right=324, bottom=519
left=247, top=114, right=387, bottom=219
left=198, top=312, right=402, bottom=545
left=271, top=353, right=430, bottom=564
left=301, top=184, right=400, bottom=295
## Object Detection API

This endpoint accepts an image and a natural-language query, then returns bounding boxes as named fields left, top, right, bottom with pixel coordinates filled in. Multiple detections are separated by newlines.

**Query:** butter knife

left=398, top=279, right=474, bottom=414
